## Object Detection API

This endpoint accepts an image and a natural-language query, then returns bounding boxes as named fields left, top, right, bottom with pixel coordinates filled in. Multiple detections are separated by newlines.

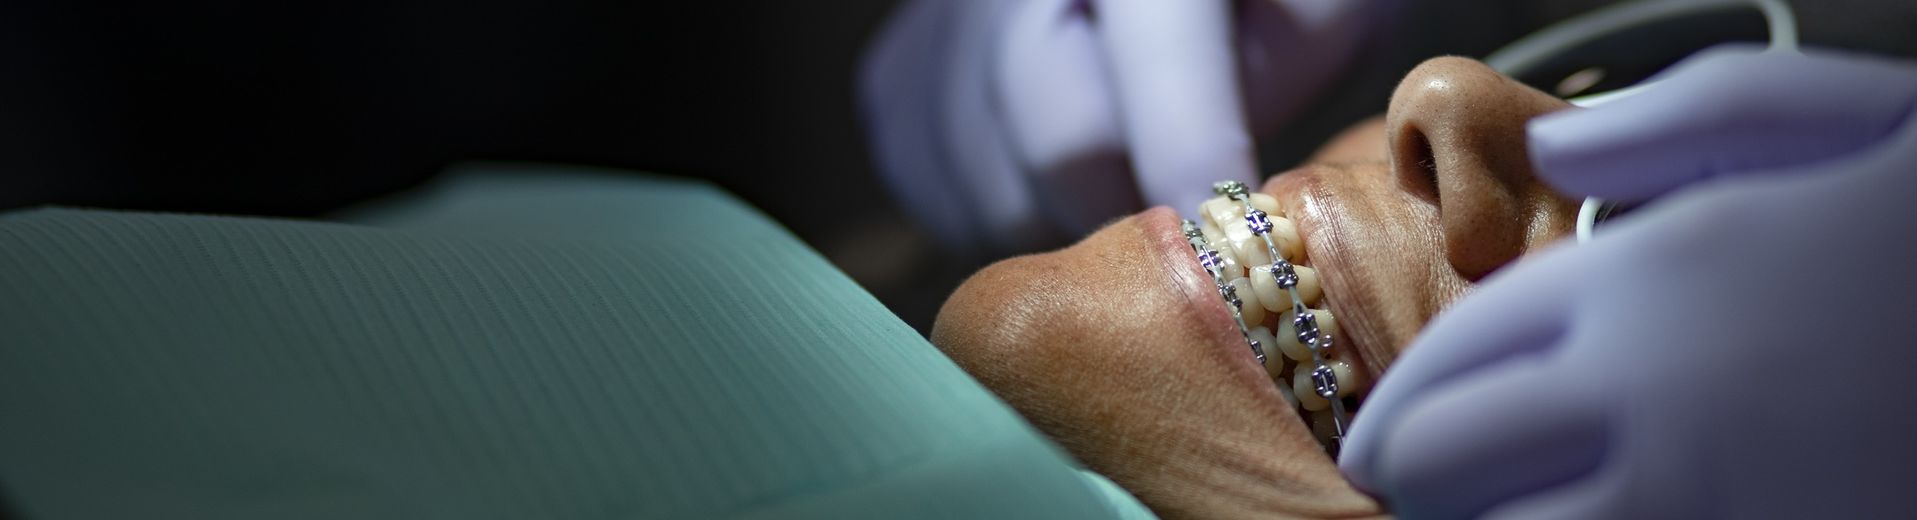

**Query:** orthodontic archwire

left=1183, top=221, right=1268, bottom=365
left=1186, top=180, right=1349, bottom=457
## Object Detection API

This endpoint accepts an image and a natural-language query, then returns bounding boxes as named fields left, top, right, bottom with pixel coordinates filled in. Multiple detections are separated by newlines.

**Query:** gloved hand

left=860, top=0, right=1374, bottom=256
left=1340, top=45, right=1917, bottom=519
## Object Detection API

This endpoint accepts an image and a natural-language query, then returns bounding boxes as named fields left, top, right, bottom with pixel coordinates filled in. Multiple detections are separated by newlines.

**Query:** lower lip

left=1137, top=206, right=1274, bottom=370
left=1137, top=206, right=1215, bottom=304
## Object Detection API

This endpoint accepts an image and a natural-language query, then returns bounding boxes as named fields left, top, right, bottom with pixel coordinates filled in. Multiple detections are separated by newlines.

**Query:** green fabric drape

left=0, top=165, right=1152, bottom=519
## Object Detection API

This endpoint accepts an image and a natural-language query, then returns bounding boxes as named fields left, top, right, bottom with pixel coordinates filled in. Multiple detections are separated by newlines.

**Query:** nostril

left=1393, top=125, right=1441, bottom=205
left=1384, top=56, right=1585, bottom=283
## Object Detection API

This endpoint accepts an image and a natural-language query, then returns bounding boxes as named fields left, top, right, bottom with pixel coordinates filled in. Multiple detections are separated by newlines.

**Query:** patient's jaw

left=933, top=57, right=1580, bottom=518
left=934, top=207, right=1382, bottom=519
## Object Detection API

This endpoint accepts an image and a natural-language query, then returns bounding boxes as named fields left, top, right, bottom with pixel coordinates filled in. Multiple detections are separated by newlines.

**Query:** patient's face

left=933, top=57, right=1581, bottom=518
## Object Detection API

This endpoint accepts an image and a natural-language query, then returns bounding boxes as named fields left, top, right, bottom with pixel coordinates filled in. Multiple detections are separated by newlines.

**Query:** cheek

left=929, top=230, right=1210, bottom=398
left=932, top=238, right=1264, bottom=439
left=1309, top=116, right=1390, bottom=165
left=1307, top=173, right=1475, bottom=367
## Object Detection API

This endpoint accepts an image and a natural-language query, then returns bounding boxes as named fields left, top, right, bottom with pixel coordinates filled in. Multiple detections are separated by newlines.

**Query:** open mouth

left=1167, top=182, right=1375, bottom=447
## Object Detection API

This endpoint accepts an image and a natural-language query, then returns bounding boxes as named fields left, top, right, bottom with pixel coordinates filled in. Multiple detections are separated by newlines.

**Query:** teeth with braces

left=1227, top=278, right=1267, bottom=328
left=1183, top=180, right=1357, bottom=457
left=1275, top=309, right=1340, bottom=362
left=1184, top=222, right=1268, bottom=364
left=1250, top=263, right=1321, bottom=314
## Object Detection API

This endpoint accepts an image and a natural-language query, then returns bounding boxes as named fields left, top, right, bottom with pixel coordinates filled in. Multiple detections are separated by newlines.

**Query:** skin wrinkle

left=1276, top=165, right=1413, bottom=379
left=934, top=57, right=1583, bottom=518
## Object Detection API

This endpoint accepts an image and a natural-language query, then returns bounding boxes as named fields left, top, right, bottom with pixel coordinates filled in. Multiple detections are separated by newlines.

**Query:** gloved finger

left=1341, top=244, right=1587, bottom=488
left=1479, top=468, right=1625, bottom=520
left=861, top=0, right=986, bottom=252
left=1368, top=355, right=1609, bottom=520
left=993, top=0, right=1140, bottom=236
left=1236, top=0, right=1374, bottom=132
left=863, top=0, right=1057, bottom=255
left=941, top=22, right=1058, bottom=253
left=1529, top=45, right=1917, bottom=202
left=1092, top=0, right=1259, bottom=214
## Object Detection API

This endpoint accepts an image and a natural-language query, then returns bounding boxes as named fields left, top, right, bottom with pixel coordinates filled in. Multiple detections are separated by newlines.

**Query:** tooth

left=1225, top=221, right=1274, bottom=268
left=1274, top=308, right=1337, bottom=362
left=1317, top=309, right=1342, bottom=348
left=1200, top=217, right=1223, bottom=242
left=1251, top=326, right=1283, bottom=378
left=1249, top=263, right=1325, bottom=312
left=1276, top=369, right=1301, bottom=409
left=1201, top=196, right=1242, bottom=230
left=1217, top=250, right=1244, bottom=278
left=1205, top=192, right=1281, bottom=221
left=1224, top=215, right=1304, bottom=268
left=1327, top=358, right=1364, bottom=397
left=1201, top=222, right=1226, bottom=246
left=1228, top=278, right=1266, bottom=327
left=1201, top=226, right=1242, bottom=275
left=1268, top=216, right=1306, bottom=262
left=1293, top=265, right=1324, bottom=305
left=1290, top=360, right=1357, bottom=411
left=1274, top=309, right=1311, bottom=362
left=1293, top=367, right=1330, bottom=411
left=1249, top=266, right=1294, bottom=314
left=1248, top=193, right=1282, bottom=217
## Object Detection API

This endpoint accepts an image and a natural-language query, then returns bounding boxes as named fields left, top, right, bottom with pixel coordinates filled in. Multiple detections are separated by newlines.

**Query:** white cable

left=1753, top=0, right=1799, bottom=52
left=1575, top=0, right=1797, bottom=243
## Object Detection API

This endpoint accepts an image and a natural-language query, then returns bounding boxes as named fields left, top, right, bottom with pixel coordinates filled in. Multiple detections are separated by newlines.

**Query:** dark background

left=0, top=0, right=946, bottom=323
left=4, top=0, right=1912, bottom=332
left=0, top=1, right=898, bottom=229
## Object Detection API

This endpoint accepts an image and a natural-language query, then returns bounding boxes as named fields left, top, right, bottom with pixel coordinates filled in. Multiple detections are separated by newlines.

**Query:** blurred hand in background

left=861, top=0, right=1382, bottom=258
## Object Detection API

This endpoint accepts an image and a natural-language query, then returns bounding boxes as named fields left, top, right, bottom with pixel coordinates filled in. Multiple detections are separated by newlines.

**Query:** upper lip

left=1263, top=172, right=1387, bottom=381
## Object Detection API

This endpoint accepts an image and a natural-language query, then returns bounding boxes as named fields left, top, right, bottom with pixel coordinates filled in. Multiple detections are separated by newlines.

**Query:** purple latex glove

left=860, top=0, right=1373, bottom=255
left=1341, top=46, right=1917, bottom=519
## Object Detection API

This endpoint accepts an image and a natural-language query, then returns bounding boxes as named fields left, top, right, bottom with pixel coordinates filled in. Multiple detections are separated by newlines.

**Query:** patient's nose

left=1386, top=57, right=1575, bottom=281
